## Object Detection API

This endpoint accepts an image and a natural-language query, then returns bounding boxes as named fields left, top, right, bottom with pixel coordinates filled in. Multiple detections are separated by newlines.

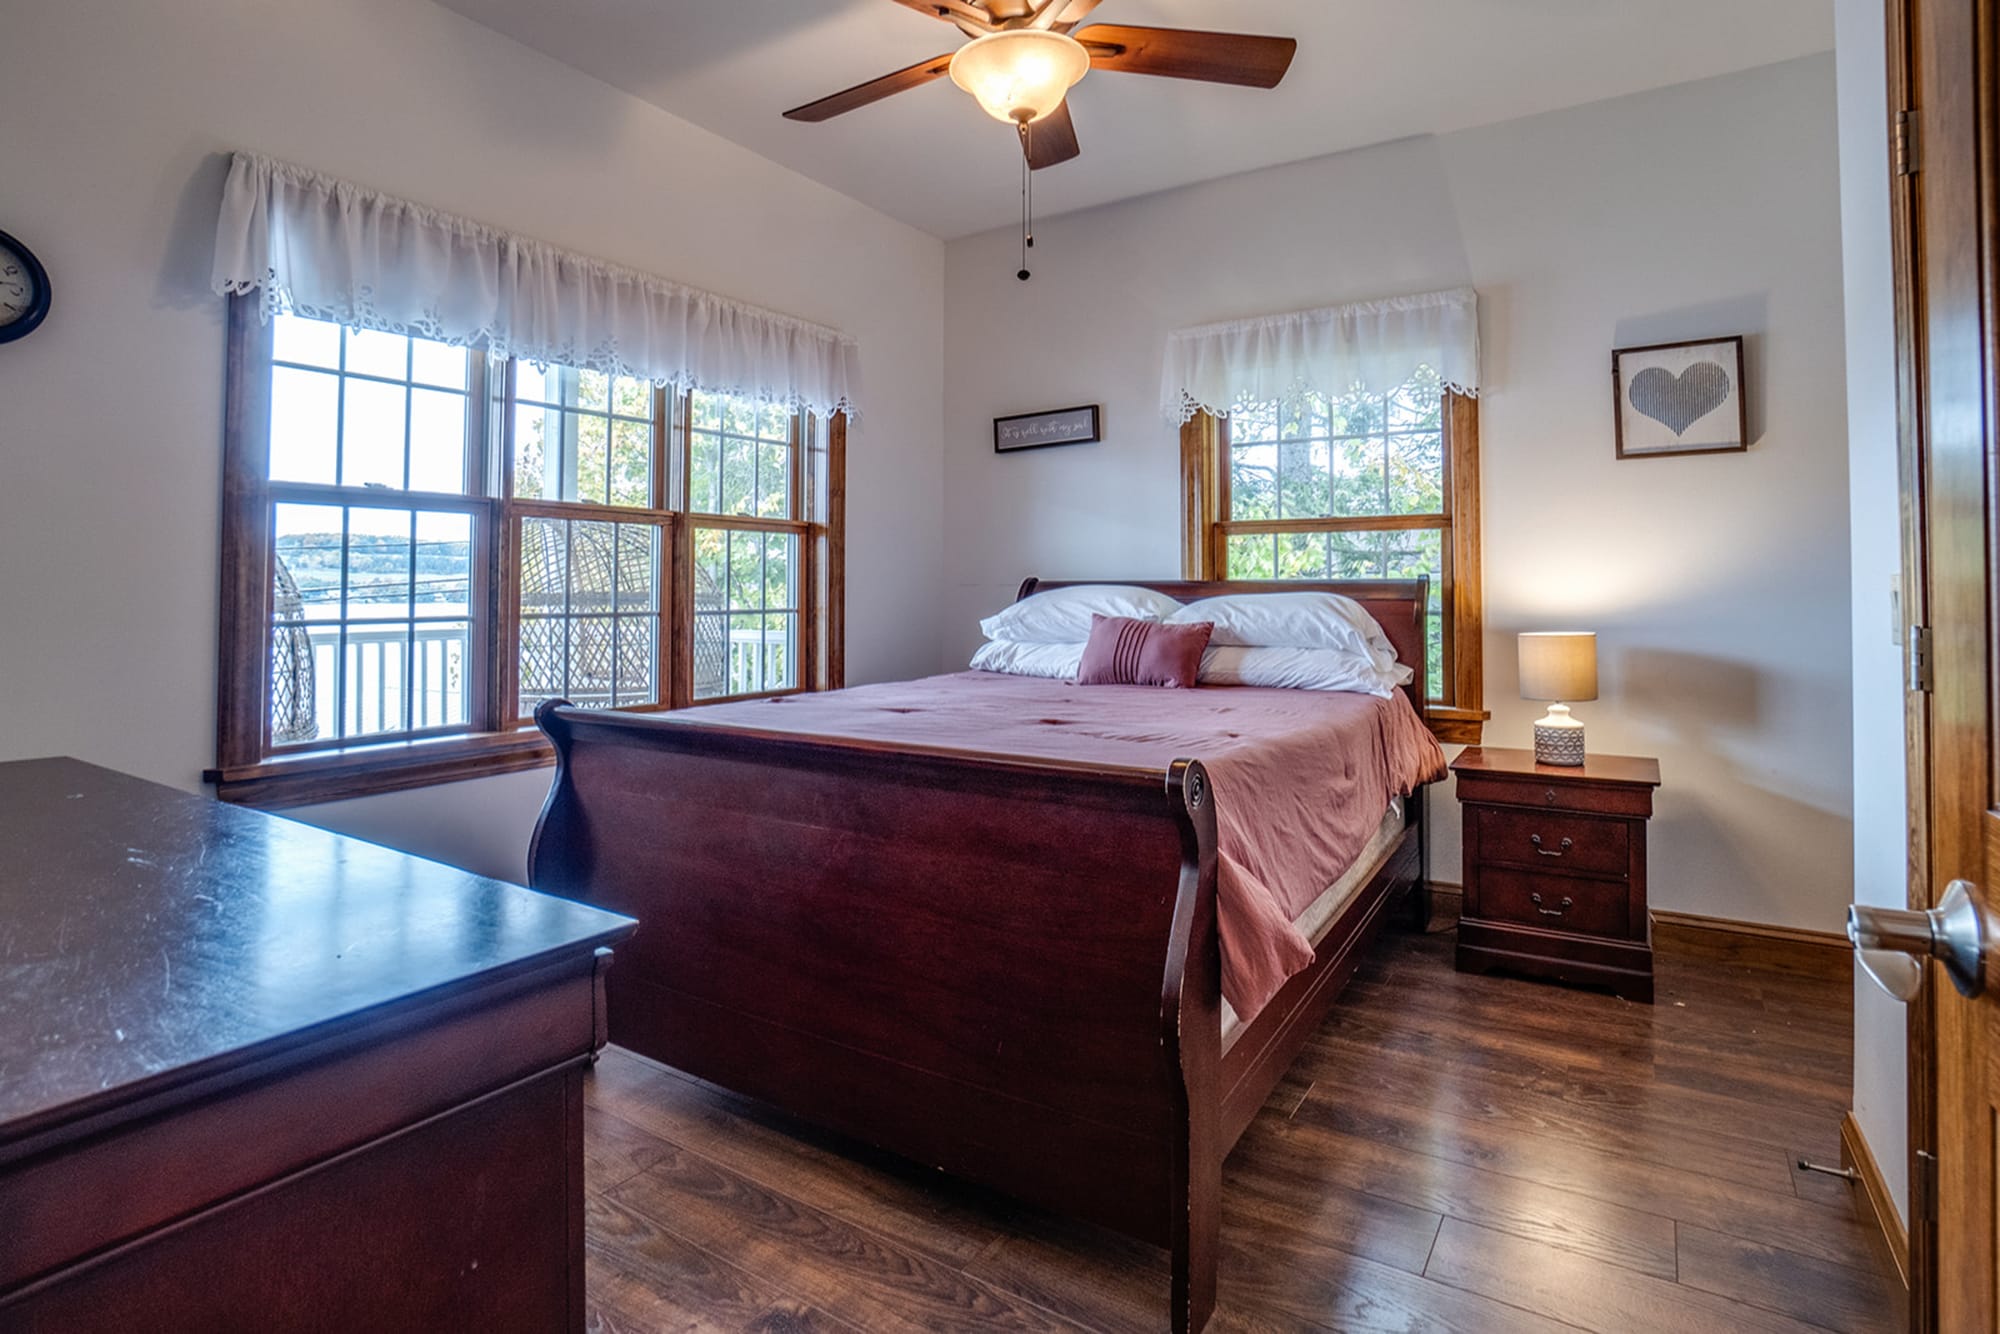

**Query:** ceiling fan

left=782, top=0, right=1299, bottom=172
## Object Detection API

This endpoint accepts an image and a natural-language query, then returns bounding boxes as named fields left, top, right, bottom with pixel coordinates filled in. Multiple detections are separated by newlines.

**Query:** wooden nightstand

left=1451, top=746, right=1662, bottom=1002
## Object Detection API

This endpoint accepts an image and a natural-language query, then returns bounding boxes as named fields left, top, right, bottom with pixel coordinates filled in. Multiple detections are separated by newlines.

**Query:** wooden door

left=1909, top=0, right=2000, bottom=1326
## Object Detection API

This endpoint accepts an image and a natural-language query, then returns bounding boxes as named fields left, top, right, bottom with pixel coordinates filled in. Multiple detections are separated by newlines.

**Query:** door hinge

left=1915, top=1148, right=1939, bottom=1223
left=1896, top=109, right=1921, bottom=176
left=1908, top=624, right=1934, bottom=692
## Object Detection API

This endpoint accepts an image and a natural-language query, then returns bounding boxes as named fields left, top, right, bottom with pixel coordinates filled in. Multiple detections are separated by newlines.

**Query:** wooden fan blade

left=783, top=52, right=956, bottom=122
left=1077, top=24, right=1298, bottom=88
left=887, top=0, right=994, bottom=31
left=1025, top=100, right=1080, bottom=169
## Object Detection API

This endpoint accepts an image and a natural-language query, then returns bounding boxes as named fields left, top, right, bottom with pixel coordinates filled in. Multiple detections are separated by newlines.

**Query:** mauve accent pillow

left=1077, top=615, right=1214, bottom=688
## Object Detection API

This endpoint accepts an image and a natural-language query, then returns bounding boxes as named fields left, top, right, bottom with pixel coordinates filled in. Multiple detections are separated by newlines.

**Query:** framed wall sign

left=994, top=404, right=1101, bottom=454
left=1612, top=336, right=1748, bottom=458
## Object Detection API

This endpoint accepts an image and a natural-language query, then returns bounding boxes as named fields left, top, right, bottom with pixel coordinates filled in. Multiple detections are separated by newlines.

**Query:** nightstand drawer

left=1476, top=868, right=1629, bottom=936
left=1472, top=806, right=1629, bottom=877
left=1455, top=771, right=1656, bottom=818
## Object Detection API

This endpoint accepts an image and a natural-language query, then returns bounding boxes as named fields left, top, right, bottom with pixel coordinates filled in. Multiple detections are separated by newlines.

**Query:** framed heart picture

left=1612, top=336, right=1747, bottom=458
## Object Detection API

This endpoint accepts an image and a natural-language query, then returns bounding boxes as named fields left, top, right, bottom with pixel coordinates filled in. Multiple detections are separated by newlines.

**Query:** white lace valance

left=212, top=152, right=860, bottom=420
left=1161, top=286, right=1479, bottom=423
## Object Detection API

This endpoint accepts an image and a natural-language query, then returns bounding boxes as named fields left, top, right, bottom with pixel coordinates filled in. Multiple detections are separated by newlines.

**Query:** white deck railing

left=291, top=623, right=789, bottom=740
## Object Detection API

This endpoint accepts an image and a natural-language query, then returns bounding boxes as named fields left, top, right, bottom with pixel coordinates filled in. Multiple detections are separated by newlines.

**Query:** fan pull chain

left=1018, top=121, right=1033, bottom=281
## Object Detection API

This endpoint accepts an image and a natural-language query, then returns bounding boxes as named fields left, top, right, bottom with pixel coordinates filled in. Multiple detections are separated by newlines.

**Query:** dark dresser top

left=0, top=757, right=634, bottom=1147
left=1449, top=746, right=1662, bottom=789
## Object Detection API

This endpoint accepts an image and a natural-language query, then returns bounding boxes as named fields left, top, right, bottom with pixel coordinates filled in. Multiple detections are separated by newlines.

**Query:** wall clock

left=0, top=228, right=51, bottom=344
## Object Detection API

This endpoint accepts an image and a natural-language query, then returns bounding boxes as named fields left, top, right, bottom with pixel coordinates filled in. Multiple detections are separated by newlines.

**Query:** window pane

left=509, top=365, right=654, bottom=507
left=519, top=516, right=569, bottom=617
left=408, top=620, right=471, bottom=732
left=758, top=440, right=791, bottom=518
left=576, top=414, right=610, bottom=506
left=612, top=419, right=651, bottom=507
left=272, top=313, right=340, bottom=369
left=1225, top=525, right=1445, bottom=699
left=516, top=515, right=662, bottom=716
left=269, top=367, right=339, bottom=485
left=721, top=434, right=756, bottom=516
left=269, top=316, right=469, bottom=497
left=1328, top=389, right=1385, bottom=438
left=614, top=617, right=657, bottom=708
left=271, top=502, right=473, bottom=745
left=1229, top=439, right=1276, bottom=522
left=1386, top=432, right=1444, bottom=514
left=1227, top=378, right=1445, bottom=525
left=410, top=512, right=473, bottom=734
left=344, top=328, right=409, bottom=381
left=567, top=519, right=616, bottom=610
left=346, top=507, right=412, bottom=622
left=408, top=387, right=467, bottom=494
left=513, top=402, right=556, bottom=500
left=343, top=621, right=414, bottom=737
left=340, top=378, right=407, bottom=489
left=613, top=376, right=652, bottom=418
left=689, top=391, right=795, bottom=519
left=689, top=431, right=721, bottom=513
left=1330, top=434, right=1388, bottom=517
left=414, top=511, right=473, bottom=614
left=410, top=338, right=468, bottom=390
left=693, top=525, right=798, bottom=698
left=1224, top=531, right=1278, bottom=581
left=616, top=524, right=658, bottom=612
left=515, top=362, right=564, bottom=405
left=273, top=504, right=344, bottom=622
left=1277, top=437, right=1330, bottom=519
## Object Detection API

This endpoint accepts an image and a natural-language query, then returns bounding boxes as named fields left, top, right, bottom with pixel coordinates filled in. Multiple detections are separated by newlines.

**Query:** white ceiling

left=434, top=0, right=1834, bottom=240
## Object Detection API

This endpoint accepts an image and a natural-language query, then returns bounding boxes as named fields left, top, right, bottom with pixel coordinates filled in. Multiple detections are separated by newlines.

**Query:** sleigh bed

left=528, top=577, right=1441, bottom=1333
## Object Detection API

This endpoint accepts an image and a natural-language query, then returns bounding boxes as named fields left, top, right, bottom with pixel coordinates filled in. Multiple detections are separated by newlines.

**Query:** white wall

left=1835, top=0, right=1910, bottom=1225
left=942, top=55, right=1854, bottom=932
left=0, top=0, right=945, bottom=884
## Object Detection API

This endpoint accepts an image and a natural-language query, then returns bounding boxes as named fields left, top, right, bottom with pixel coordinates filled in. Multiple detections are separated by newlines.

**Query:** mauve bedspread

left=671, top=672, right=1446, bottom=1024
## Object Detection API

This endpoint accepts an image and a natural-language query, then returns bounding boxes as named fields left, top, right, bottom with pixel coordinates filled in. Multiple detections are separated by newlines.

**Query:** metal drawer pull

left=1530, top=892, right=1573, bottom=918
left=1530, top=835, right=1573, bottom=858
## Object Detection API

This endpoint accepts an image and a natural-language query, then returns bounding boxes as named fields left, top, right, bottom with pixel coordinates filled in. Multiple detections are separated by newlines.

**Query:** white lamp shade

left=1518, top=632, right=1598, bottom=702
left=949, top=30, right=1090, bottom=125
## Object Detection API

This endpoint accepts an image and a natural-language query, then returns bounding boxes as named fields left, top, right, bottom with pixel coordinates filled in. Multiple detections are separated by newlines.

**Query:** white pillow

left=1199, top=645, right=1410, bottom=697
left=979, top=584, right=1184, bottom=645
left=969, top=639, right=1086, bottom=680
left=1169, top=592, right=1399, bottom=671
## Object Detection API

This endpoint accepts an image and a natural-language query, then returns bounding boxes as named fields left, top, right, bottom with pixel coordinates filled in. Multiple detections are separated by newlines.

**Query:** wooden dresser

left=0, top=758, right=635, bottom=1332
left=1451, top=746, right=1662, bottom=1003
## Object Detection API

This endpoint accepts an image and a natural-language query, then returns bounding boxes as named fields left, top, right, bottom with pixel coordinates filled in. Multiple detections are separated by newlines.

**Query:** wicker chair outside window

left=270, top=557, right=318, bottom=745
left=516, top=520, right=732, bottom=710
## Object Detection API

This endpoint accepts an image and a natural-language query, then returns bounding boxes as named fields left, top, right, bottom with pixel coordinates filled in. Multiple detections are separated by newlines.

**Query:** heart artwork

left=1627, top=362, right=1732, bottom=436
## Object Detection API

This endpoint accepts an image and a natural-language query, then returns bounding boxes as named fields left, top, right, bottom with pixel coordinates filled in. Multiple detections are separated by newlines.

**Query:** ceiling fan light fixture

left=948, top=29, right=1089, bottom=125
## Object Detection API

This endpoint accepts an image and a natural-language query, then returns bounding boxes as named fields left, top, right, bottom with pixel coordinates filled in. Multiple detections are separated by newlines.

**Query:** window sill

left=1426, top=706, right=1488, bottom=746
left=206, top=730, right=555, bottom=809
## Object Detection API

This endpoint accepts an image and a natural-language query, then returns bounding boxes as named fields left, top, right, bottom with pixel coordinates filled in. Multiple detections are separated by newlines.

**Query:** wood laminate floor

left=582, top=921, right=1905, bottom=1333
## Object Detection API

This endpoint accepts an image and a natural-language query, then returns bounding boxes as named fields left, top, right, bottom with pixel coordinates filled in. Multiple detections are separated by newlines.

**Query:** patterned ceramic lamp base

left=1531, top=701, right=1587, bottom=766
left=1534, top=722, right=1587, bottom=766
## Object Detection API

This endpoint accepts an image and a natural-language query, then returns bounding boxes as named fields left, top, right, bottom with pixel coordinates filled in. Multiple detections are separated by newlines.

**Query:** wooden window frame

left=1180, top=390, right=1485, bottom=744
left=210, top=297, right=845, bottom=808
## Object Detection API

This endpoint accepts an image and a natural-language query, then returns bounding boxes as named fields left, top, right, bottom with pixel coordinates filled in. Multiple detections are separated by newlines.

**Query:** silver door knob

left=1848, top=879, right=1989, bottom=999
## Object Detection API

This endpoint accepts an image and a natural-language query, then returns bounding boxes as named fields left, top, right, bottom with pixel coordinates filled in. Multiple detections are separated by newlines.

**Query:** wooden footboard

left=529, top=705, right=1226, bottom=1329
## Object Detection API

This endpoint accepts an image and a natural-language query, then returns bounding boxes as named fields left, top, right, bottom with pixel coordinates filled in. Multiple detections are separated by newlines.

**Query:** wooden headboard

left=1015, top=577, right=1431, bottom=717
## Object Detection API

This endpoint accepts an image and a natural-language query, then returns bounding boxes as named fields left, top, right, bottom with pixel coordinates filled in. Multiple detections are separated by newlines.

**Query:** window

left=213, top=301, right=845, bottom=806
left=1181, top=371, right=1484, bottom=742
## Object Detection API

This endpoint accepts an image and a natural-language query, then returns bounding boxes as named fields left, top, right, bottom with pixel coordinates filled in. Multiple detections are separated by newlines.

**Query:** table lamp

left=1519, top=632, right=1598, bottom=766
